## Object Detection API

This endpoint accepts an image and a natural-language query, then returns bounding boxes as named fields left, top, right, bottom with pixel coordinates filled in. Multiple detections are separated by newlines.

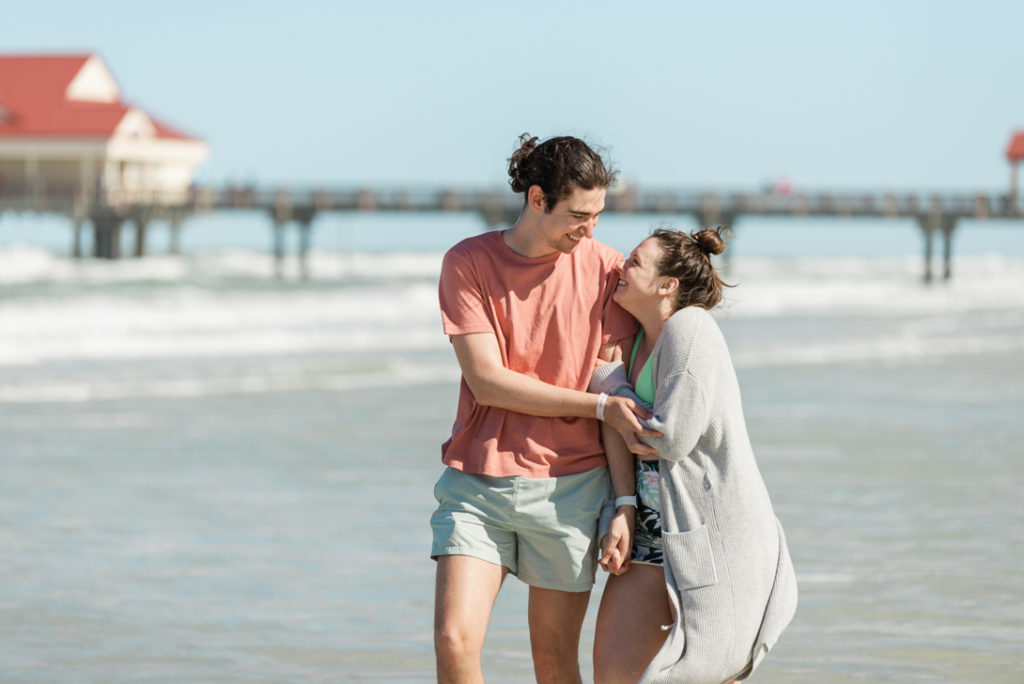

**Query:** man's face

left=539, top=186, right=607, bottom=254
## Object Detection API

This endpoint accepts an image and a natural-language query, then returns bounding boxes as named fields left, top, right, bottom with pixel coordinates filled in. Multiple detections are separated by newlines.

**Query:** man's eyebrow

left=567, top=207, right=605, bottom=216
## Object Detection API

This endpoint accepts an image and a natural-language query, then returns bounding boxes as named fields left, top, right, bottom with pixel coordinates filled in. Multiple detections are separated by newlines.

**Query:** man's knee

left=434, top=618, right=483, bottom=663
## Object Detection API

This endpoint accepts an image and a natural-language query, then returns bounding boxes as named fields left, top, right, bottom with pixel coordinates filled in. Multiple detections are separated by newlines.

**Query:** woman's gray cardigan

left=591, top=307, right=797, bottom=684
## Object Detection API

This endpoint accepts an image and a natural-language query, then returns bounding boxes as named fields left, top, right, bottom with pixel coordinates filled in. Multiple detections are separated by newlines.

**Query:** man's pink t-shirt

left=438, top=230, right=637, bottom=478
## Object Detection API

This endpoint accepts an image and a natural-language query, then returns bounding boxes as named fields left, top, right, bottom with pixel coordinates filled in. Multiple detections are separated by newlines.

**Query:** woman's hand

left=598, top=508, right=635, bottom=575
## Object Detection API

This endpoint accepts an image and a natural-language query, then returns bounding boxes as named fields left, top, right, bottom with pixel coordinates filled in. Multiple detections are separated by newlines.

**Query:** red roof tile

left=0, top=53, right=198, bottom=141
left=1007, top=131, right=1024, bottom=162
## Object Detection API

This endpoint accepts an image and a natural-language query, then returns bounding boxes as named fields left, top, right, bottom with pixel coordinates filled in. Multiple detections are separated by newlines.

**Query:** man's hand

left=599, top=508, right=635, bottom=575
left=603, top=395, right=661, bottom=457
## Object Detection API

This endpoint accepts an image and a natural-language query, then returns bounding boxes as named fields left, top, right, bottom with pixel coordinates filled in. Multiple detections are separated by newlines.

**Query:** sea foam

left=1, top=246, right=1022, bottom=400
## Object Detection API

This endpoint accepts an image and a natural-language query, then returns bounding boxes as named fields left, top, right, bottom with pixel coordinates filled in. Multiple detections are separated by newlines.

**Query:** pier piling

left=296, top=210, right=315, bottom=281
left=921, top=221, right=934, bottom=284
left=169, top=211, right=184, bottom=255
left=941, top=218, right=955, bottom=281
left=133, top=214, right=150, bottom=258
left=918, top=215, right=957, bottom=283
left=92, top=214, right=123, bottom=260
left=273, top=220, right=286, bottom=279
left=71, top=218, right=84, bottom=259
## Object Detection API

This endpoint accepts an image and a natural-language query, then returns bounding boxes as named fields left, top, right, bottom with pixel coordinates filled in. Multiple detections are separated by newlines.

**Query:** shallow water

left=2, top=246, right=1023, bottom=682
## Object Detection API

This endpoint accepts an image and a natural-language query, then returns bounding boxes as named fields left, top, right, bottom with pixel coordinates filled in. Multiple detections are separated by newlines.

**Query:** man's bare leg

left=527, top=585, right=591, bottom=684
left=435, top=555, right=508, bottom=684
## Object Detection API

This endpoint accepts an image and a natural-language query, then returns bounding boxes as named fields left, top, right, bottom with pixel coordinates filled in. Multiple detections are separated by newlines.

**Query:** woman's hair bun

left=693, top=227, right=727, bottom=256
left=650, top=225, right=733, bottom=311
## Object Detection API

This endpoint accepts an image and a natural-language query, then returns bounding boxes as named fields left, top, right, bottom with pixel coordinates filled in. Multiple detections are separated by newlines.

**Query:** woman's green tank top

left=628, top=330, right=656, bottom=405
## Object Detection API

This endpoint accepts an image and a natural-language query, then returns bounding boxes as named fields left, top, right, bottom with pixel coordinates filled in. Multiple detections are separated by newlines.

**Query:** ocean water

left=1, top=212, right=1023, bottom=682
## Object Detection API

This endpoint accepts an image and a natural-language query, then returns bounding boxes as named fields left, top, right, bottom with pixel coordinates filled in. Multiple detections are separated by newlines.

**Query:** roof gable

left=65, top=54, right=120, bottom=103
left=114, top=107, right=156, bottom=140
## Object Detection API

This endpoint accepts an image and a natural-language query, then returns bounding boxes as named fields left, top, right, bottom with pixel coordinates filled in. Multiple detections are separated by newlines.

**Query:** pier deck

left=2, top=184, right=1022, bottom=281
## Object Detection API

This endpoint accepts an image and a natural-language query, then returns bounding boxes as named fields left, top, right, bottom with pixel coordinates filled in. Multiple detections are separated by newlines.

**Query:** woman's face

left=613, top=237, right=665, bottom=314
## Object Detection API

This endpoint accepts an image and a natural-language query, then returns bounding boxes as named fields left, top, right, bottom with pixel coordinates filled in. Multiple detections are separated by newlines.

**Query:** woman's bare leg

left=593, top=563, right=673, bottom=684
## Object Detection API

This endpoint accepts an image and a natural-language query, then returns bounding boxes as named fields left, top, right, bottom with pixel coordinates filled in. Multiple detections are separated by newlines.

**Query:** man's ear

left=527, top=185, right=547, bottom=213
left=659, top=277, right=679, bottom=296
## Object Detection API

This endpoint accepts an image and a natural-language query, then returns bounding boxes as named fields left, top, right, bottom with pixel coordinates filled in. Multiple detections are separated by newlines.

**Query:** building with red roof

left=1007, top=130, right=1024, bottom=207
left=1006, top=131, right=1024, bottom=162
left=0, top=53, right=208, bottom=207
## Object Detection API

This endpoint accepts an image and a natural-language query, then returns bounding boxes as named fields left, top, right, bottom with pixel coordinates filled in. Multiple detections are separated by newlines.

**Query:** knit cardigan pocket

left=663, top=524, right=718, bottom=590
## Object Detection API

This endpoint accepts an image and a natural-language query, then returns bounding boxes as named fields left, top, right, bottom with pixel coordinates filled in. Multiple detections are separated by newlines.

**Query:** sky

left=6, top=0, right=1024, bottom=195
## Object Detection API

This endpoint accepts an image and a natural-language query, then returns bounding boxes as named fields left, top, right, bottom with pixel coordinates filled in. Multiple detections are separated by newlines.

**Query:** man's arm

left=451, top=333, right=659, bottom=455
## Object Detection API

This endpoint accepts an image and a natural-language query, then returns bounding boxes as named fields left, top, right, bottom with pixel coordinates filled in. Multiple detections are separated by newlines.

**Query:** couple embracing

left=430, top=134, right=797, bottom=684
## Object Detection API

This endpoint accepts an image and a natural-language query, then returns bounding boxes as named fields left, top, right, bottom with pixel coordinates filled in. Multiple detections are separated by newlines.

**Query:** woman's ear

left=659, top=277, right=679, bottom=296
left=527, top=185, right=546, bottom=213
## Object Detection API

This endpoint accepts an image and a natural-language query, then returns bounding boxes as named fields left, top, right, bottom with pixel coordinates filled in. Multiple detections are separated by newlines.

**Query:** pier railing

left=184, top=185, right=1023, bottom=222
left=3, top=182, right=1021, bottom=222
left=1, top=183, right=1022, bottom=280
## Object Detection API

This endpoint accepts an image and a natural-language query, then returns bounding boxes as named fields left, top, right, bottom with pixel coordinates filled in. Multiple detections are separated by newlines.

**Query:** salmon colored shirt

left=438, top=230, right=637, bottom=478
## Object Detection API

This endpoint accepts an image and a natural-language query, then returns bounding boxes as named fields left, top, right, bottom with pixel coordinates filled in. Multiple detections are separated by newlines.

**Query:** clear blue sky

left=8, top=0, right=1024, bottom=192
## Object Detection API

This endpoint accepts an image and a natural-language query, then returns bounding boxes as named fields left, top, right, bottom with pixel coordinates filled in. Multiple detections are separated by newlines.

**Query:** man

left=431, top=133, right=657, bottom=683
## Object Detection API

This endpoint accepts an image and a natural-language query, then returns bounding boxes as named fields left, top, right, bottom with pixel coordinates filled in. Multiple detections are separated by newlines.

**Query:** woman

left=591, top=228, right=797, bottom=684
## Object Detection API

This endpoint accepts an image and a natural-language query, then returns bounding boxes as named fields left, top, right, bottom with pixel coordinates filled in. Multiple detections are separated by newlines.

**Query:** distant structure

left=0, top=53, right=209, bottom=257
left=0, top=57, right=1020, bottom=282
left=188, top=181, right=1021, bottom=282
left=1006, top=130, right=1024, bottom=207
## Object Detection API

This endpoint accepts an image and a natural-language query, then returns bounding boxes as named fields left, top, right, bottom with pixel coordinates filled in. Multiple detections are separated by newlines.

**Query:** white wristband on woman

left=596, top=392, right=609, bottom=422
left=615, top=495, right=638, bottom=508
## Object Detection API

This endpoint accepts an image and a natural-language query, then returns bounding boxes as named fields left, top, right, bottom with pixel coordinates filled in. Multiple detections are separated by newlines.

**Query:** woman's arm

left=640, top=311, right=710, bottom=461
left=599, top=418, right=636, bottom=575
left=642, top=369, right=707, bottom=461
left=594, top=339, right=638, bottom=574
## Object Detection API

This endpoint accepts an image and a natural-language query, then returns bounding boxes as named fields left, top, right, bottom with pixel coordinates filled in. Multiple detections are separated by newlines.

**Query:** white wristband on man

left=596, top=392, right=609, bottom=421
left=615, top=495, right=637, bottom=509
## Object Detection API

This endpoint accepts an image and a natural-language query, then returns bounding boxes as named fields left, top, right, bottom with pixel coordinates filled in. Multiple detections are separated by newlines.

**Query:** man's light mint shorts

left=430, top=466, right=611, bottom=592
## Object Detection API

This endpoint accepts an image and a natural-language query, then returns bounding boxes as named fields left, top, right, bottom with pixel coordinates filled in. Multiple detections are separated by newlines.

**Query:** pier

left=1, top=184, right=1022, bottom=282
left=3, top=53, right=1022, bottom=283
